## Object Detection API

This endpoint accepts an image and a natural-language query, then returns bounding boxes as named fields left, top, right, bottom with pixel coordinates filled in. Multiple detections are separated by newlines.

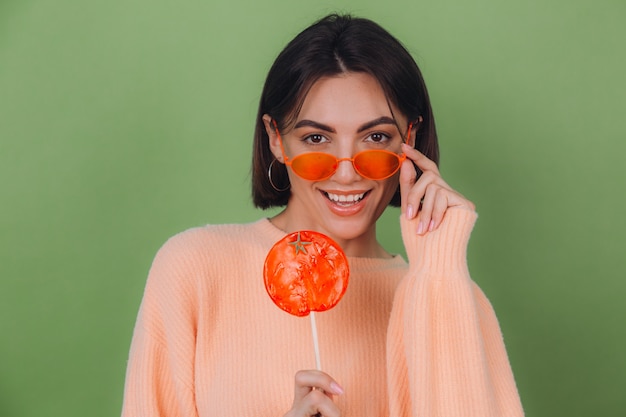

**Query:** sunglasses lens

left=354, top=151, right=401, bottom=180
left=289, top=151, right=402, bottom=181
left=291, top=153, right=338, bottom=180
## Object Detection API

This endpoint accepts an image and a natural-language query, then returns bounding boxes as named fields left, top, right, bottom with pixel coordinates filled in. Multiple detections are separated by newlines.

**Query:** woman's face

left=265, top=72, right=410, bottom=255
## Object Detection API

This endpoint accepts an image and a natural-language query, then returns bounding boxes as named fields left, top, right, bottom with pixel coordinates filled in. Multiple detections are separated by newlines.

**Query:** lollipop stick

left=310, top=311, right=322, bottom=371
left=310, top=313, right=323, bottom=417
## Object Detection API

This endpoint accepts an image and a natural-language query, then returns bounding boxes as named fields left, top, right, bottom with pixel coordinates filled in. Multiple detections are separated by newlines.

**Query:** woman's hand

left=283, top=370, right=344, bottom=417
left=400, top=143, right=475, bottom=234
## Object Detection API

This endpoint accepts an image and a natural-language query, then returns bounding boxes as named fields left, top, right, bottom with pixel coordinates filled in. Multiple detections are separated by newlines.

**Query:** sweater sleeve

left=121, top=231, right=202, bottom=417
left=386, top=208, right=524, bottom=417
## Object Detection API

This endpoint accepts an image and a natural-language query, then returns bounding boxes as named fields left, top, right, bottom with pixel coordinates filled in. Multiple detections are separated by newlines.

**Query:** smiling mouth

left=324, top=191, right=368, bottom=206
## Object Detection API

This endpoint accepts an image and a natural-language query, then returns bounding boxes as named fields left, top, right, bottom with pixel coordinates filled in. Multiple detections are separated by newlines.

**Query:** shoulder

left=140, top=219, right=275, bottom=302
left=160, top=222, right=255, bottom=252
left=150, top=220, right=271, bottom=272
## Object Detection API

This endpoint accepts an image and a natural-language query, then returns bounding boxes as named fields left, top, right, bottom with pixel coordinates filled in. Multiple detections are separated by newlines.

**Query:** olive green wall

left=1, top=0, right=624, bottom=416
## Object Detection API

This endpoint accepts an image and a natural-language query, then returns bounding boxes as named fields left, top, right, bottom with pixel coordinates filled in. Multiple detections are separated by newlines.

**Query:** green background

left=1, top=0, right=624, bottom=416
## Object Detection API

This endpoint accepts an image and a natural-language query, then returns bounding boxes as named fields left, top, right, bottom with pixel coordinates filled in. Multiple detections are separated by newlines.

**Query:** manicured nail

left=330, top=381, right=344, bottom=395
left=417, top=221, right=424, bottom=234
left=428, top=220, right=435, bottom=232
left=406, top=204, right=415, bottom=219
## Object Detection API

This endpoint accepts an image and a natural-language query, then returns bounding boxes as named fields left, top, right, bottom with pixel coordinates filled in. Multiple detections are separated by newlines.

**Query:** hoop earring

left=268, top=159, right=290, bottom=192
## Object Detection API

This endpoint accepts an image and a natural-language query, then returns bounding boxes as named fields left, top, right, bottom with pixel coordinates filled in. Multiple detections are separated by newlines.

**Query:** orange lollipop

left=264, top=231, right=349, bottom=317
left=264, top=230, right=349, bottom=370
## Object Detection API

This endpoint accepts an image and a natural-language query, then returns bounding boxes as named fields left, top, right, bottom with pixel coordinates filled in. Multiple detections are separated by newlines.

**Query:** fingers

left=416, top=183, right=454, bottom=234
left=286, top=370, right=343, bottom=417
left=299, top=390, right=339, bottom=417
left=293, top=369, right=344, bottom=399
left=399, top=153, right=418, bottom=217
left=400, top=144, right=475, bottom=235
left=402, top=143, right=440, bottom=175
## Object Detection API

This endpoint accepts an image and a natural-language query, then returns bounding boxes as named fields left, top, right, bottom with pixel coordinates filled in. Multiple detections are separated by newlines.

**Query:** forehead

left=296, top=73, right=402, bottom=128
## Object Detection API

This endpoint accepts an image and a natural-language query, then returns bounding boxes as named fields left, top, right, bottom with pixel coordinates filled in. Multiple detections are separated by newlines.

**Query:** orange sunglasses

left=273, top=120, right=413, bottom=181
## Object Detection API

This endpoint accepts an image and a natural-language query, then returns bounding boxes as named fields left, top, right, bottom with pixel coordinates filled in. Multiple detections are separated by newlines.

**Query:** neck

left=268, top=210, right=392, bottom=259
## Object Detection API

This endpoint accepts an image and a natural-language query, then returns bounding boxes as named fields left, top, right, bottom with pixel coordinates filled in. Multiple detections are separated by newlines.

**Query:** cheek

left=287, top=173, right=313, bottom=195
left=375, top=177, right=400, bottom=206
left=380, top=176, right=400, bottom=196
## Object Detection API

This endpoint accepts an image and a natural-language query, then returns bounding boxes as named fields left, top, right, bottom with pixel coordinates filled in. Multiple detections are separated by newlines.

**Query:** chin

left=323, top=215, right=376, bottom=242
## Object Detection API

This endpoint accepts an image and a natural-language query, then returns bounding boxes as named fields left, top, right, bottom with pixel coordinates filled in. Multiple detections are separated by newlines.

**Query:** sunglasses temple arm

left=404, top=121, right=414, bottom=145
left=272, top=119, right=291, bottom=165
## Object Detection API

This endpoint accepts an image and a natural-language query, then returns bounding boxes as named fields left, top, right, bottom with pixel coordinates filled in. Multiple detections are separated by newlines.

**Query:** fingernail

left=406, top=204, right=415, bottom=219
left=428, top=220, right=435, bottom=232
left=417, top=221, right=424, bottom=234
left=330, top=381, right=344, bottom=395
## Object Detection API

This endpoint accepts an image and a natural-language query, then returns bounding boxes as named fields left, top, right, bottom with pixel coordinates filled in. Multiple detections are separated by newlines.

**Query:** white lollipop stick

left=310, top=311, right=322, bottom=370
left=310, top=312, right=324, bottom=417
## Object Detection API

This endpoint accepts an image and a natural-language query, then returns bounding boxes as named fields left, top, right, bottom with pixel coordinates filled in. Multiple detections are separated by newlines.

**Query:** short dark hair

left=252, top=14, right=439, bottom=209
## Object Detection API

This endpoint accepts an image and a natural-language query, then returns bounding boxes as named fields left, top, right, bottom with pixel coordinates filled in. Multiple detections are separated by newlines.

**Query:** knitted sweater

left=121, top=208, right=524, bottom=416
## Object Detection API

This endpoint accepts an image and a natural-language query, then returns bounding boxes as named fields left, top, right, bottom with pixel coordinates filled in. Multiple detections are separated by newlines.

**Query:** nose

left=332, top=156, right=361, bottom=183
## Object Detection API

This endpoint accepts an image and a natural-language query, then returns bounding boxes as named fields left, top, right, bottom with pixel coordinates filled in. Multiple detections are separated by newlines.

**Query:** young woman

left=122, top=14, right=524, bottom=417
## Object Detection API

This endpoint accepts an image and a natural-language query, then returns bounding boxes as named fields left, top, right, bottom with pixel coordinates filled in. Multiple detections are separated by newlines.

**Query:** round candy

left=263, top=231, right=349, bottom=317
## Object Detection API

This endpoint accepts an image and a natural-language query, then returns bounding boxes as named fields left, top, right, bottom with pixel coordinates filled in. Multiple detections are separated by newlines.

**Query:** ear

left=262, top=114, right=284, bottom=162
left=406, top=115, right=423, bottom=148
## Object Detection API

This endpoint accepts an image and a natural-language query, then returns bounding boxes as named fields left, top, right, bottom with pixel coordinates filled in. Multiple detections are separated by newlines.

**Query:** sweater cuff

left=400, top=208, right=478, bottom=277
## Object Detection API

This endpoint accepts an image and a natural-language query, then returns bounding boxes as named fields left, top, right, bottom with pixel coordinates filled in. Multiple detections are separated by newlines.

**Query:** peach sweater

left=122, top=208, right=524, bottom=416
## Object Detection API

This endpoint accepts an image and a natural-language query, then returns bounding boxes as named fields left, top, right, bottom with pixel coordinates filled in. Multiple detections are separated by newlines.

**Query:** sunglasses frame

left=272, top=120, right=413, bottom=181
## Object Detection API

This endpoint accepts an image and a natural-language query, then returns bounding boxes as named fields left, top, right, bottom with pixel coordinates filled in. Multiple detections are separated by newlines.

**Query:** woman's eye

left=368, top=132, right=390, bottom=143
left=304, top=134, right=327, bottom=144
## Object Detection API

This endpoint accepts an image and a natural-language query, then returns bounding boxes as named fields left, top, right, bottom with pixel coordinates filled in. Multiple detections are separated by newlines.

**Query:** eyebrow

left=357, top=116, right=398, bottom=133
left=293, top=116, right=398, bottom=133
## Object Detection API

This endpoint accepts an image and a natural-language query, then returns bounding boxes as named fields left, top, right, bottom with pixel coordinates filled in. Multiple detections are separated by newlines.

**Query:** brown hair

left=252, top=14, right=439, bottom=209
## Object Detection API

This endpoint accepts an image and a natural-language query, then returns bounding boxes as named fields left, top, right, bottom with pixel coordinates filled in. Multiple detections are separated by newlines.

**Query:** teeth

left=326, top=192, right=366, bottom=204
